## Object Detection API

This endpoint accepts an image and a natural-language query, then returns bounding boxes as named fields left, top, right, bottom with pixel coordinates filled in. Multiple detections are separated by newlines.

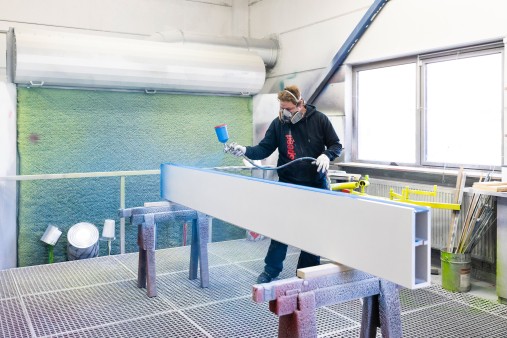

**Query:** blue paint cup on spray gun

left=214, top=124, right=229, bottom=144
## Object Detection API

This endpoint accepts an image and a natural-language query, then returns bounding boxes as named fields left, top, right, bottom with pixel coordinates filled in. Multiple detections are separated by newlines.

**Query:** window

left=356, top=62, right=416, bottom=164
left=353, top=44, right=503, bottom=169
left=423, top=52, right=503, bottom=167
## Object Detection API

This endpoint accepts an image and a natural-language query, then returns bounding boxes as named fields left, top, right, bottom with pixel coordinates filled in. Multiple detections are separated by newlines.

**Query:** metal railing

left=0, top=166, right=274, bottom=254
left=1, top=169, right=159, bottom=253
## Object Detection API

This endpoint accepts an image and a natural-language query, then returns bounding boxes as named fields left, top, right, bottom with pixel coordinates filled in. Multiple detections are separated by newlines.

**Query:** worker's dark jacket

left=245, top=104, right=342, bottom=188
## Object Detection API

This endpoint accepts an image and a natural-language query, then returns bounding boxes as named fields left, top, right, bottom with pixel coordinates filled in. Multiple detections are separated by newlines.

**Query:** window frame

left=419, top=45, right=504, bottom=169
left=351, top=42, right=504, bottom=170
left=351, top=56, right=419, bottom=166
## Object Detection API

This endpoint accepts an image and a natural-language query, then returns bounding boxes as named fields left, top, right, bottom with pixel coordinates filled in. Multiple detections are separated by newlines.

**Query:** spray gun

left=214, top=124, right=237, bottom=155
left=214, top=124, right=317, bottom=170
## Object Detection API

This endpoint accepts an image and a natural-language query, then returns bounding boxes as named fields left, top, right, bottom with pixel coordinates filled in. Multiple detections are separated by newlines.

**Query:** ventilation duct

left=9, top=28, right=266, bottom=95
left=148, top=30, right=278, bottom=69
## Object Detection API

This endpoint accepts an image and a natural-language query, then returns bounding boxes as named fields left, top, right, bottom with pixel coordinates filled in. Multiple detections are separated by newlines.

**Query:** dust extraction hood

left=9, top=28, right=267, bottom=95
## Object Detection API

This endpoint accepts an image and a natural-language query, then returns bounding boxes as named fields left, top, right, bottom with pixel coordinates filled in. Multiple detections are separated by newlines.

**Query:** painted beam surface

left=160, top=164, right=430, bottom=289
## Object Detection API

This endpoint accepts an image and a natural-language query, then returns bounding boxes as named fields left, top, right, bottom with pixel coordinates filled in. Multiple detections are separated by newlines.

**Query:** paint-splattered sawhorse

left=253, top=264, right=402, bottom=338
left=119, top=203, right=210, bottom=297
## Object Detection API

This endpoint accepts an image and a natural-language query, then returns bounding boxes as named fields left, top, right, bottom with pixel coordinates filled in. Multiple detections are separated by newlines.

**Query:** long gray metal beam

left=160, top=163, right=431, bottom=289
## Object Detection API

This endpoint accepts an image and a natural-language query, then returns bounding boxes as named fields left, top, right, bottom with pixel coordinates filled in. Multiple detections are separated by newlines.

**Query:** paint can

left=67, top=222, right=100, bottom=261
left=440, top=249, right=471, bottom=292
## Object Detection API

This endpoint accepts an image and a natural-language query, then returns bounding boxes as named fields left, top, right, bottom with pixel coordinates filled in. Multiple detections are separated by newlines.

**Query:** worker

left=230, top=85, right=343, bottom=283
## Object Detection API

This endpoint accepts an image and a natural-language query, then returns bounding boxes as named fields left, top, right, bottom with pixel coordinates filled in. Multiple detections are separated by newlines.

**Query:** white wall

left=250, top=0, right=507, bottom=94
left=347, top=0, right=507, bottom=64
left=0, top=0, right=235, bottom=36
left=0, top=0, right=249, bottom=81
left=250, top=0, right=507, bottom=163
left=0, top=83, right=17, bottom=270
left=249, top=0, right=373, bottom=98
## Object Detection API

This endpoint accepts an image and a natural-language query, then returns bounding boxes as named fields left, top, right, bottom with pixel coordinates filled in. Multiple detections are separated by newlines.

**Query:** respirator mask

left=279, top=89, right=304, bottom=124
left=281, top=108, right=304, bottom=124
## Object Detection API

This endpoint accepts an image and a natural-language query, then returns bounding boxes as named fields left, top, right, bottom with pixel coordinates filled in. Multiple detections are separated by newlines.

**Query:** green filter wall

left=17, top=88, right=253, bottom=266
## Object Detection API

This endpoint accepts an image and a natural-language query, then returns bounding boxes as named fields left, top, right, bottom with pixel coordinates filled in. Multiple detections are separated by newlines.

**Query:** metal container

left=441, top=249, right=471, bottom=292
left=67, top=222, right=100, bottom=261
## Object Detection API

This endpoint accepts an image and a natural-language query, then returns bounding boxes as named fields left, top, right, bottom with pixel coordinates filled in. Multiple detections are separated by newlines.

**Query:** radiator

left=368, top=179, right=496, bottom=263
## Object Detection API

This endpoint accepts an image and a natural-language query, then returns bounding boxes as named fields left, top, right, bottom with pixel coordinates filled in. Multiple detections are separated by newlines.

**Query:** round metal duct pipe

left=148, top=30, right=278, bottom=69
left=12, top=28, right=266, bottom=95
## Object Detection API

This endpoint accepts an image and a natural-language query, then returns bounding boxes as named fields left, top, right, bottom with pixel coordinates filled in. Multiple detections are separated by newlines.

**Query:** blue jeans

left=263, top=176, right=328, bottom=278
left=264, top=240, right=320, bottom=278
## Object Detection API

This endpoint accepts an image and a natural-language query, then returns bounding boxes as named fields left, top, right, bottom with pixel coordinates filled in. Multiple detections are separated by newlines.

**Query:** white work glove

left=315, top=154, right=330, bottom=173
left=230, top=143, right=246, bottom=157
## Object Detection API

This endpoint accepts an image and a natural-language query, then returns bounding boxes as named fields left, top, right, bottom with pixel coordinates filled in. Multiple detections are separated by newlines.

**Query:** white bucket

left=67, top=222, right=99, bottom=261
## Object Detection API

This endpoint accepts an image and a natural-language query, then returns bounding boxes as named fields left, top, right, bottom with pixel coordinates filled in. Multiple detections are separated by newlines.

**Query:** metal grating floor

left=1, top=238, right=507, bottom=337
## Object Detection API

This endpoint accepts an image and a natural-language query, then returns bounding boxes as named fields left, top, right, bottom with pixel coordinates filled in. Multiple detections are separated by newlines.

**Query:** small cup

left=102, top=219, right=115, bottom=239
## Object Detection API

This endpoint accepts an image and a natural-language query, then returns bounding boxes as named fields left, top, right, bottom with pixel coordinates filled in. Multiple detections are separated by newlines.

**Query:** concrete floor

left=1, top=238, right=507, bottom=337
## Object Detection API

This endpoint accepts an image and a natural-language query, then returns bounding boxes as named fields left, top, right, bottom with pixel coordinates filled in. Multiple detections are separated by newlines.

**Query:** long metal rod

left=120, top=176, right=126, bottom=254
left=0, top=166, right=262, bottom=181
left=0, top=167, right=257, bottom=256
left=0, top=170, right=160, bottom=181
left=307, top=0, right=390, bottom=105
left=0, top=170, right=158, bottom=256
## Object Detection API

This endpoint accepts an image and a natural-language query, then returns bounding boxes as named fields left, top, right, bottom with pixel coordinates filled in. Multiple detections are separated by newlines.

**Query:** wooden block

left=472, top=182, right=507, bottom=192
left=473, top=181, right=505, bottom=187
left=297, top=262, right=353, bottom=279
left=477, top=185, right=507, bottom=192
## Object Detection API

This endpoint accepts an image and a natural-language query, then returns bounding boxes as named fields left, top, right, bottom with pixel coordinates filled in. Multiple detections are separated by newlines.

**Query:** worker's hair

left=278, top=85, right=301, bottom=105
